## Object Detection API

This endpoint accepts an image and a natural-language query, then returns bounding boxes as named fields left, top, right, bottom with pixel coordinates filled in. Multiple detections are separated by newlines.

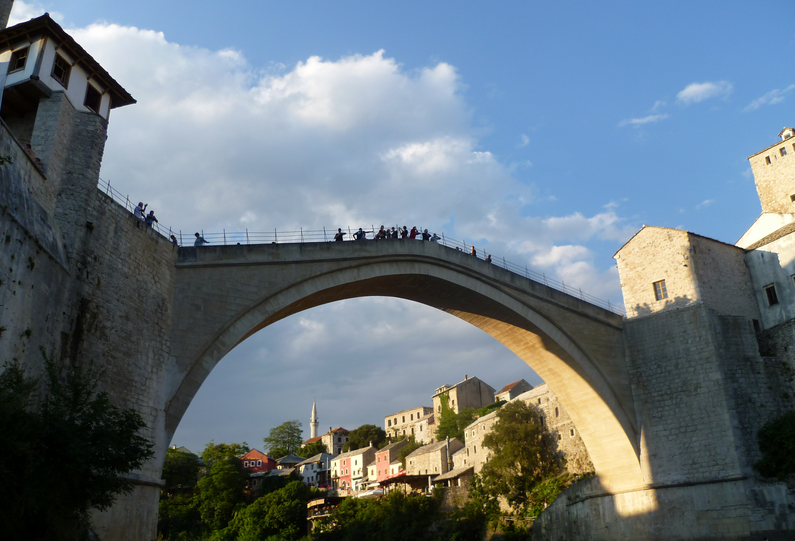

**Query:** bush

left=0, top=358, right=153, bottom=540
left=754, top=410, right=795, bottom=481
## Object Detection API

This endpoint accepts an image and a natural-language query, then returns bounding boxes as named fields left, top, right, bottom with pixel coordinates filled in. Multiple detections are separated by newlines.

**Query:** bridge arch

left=168, top=241, right=644, bottom=490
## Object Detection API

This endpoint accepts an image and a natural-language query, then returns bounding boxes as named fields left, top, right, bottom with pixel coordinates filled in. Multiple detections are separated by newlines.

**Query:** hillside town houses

left=216, top=373, right=592, bottom=501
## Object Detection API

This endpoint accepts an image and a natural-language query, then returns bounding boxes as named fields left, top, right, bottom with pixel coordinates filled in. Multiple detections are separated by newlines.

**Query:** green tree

left=0, top=358, right=153, bottom=540
left=192, top=455, right=249, bottom=532
left=754, top=410, right=795, bottom=480
left=201, top=440, right=250, bottom=466
left=300, top=439, right=328, bottom=457
left=342, top=423, right=386, bottom=452
left=435, top=393, right=477, bottom=442
left=224, top=480, right=317, bottom=541
left=316, top=490, right=440, bottom=541
left=398, top=438, right=423, bottom=469
left=264, top=420, right=303, bottom=458
left=162, top=447, right=201, bottom=492
left=479, top=400, right=558, bottom=513
left=157, top=492, right=201, bottom=541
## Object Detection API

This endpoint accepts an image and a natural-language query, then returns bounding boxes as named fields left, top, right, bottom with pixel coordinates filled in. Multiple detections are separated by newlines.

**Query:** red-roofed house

left=495, top=379, right=533, bottom=402
left=240, top=449, right=277, bottom=473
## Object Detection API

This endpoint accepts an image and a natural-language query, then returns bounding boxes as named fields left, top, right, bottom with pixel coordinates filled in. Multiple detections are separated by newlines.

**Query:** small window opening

left=555, top=407, right=559, bottom=418
left=781, top=147, right=788, bottom=157
left=790, top=194, right=795, bottom=202
left=52, top=53, right=71, bottom=88
left=765, top=156, right=772, bottom=165
left=765, top=284, right=779, bottom=306
left=570, top=429, right=575, bottom=437
left=653, top=280, right=668, bottom=301
left=84, top=83, right=102, bottom=113
left=8, top=46, right=29, bottom=73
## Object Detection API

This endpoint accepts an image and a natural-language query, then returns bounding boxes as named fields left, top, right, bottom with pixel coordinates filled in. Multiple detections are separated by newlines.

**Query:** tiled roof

left=277, top=453, right=306, bottom=465
left=432, top=466, right=473, bottom=482
left=333, top=445, right=375, bottom=461
left=496, top=380, right=523, bottom=395
left=406, top=439, right=458, bottom=458
left=296, top=453, right=335, bottom=467
left=744, top=221, right=795, bottom=251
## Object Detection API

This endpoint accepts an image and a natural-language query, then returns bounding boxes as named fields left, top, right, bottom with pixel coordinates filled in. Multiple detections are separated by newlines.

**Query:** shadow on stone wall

left=630, top=294, right=694, bottom=318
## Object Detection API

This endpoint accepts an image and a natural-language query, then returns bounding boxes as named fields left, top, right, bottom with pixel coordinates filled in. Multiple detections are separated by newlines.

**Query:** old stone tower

left=0, top=9, right=176, bottom=541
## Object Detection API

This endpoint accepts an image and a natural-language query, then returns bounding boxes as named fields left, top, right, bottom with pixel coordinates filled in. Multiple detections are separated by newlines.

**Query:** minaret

left=310, top=400, right=319, bottom=439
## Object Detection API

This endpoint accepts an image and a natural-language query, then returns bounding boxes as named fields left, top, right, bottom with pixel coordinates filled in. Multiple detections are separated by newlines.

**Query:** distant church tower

left=310, top=400, right=319, bottom=439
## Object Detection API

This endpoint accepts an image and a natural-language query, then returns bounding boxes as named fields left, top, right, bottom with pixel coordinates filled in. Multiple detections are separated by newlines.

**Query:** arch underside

left=169, top=260, right=644, bottom=491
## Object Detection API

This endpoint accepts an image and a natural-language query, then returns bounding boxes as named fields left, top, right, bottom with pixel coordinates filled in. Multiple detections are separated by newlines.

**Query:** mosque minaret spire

left=310, top=400, right=319, bottom=439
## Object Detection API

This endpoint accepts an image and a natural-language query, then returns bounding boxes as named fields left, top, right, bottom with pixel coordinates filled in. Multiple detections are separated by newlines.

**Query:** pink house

left=375, top=440, right=408, bottom=482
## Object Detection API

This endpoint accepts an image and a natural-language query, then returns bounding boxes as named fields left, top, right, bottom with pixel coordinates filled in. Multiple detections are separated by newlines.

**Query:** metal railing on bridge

left=97, top=179, right=625, bottom=316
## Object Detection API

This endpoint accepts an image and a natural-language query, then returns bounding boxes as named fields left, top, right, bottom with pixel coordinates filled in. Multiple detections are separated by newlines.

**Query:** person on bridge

left=421, top=229, right=431, bottom=241
left=485, top=254, right=492, bottom=263
left=470, top=246, right=477, bottom=257
left=353, top=228, right=369, bottom=241
left=391, top=227, right=399, bottom=239
left=400, top=226, right=408, bottom=239
left=134, top=202, right=147, bottom=221
left=409, top=226, right=419, bottom=239
left=194, top=232, right=210, bottom=246
left=375, top=226, right=387, bottom=240
left=145, top=210, right=158, bottom=228
left=334, top=228, right=346, bottom=241
left=430, top=233, right=441, bottom=242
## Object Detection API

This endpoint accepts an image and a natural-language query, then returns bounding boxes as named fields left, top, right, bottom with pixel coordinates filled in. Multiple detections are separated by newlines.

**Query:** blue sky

left=12, top=1, right=795, bottom=455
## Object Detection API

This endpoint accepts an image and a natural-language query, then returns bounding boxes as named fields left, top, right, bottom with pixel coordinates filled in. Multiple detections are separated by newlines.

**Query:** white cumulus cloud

left=676, top=81, right=733, bottom=105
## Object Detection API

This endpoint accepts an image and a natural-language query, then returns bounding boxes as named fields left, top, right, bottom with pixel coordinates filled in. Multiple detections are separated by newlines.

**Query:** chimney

left=465, top=374, right=468, bottom=380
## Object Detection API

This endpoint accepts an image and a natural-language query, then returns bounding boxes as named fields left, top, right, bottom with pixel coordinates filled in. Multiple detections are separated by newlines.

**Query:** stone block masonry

left=0, top=94, right=179, bottom=540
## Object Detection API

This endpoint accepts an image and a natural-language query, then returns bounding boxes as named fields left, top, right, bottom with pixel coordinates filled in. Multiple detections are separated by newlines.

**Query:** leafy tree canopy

left=300, top=439, right=327, bottom=458
left=342, top=424, right=386, bottom=452
left=754, top=410, right=795, bottom=481
left=162, top=447, right=201, bottom=492
left=201, top=440, right=249, bottom=466
left=436, top=392, right=477, bottom=442
left=479, top=400, right=558, bottom=513
left=264, top=420, right=303, bottom=458
left=316, top=491, right=441, bottom=541
left=398, top=438, right=423, bottom=469
left=193, top=456, right=249, bottom=532
left=223, top=480, right=319, bottom=541
left=0, top=358, right=153, bottom=540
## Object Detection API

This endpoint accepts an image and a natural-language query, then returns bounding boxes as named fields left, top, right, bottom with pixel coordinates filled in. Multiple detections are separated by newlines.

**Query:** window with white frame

left=51, top=53, right=71, bottom=88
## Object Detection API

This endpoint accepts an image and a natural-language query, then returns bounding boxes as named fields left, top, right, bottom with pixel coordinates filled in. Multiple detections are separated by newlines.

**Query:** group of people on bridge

left=335, top=225, right=442, bottom=242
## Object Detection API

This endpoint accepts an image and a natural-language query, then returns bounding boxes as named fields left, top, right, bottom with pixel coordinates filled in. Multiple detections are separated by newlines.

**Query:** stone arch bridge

left=168, top=240, right=644, bottom=491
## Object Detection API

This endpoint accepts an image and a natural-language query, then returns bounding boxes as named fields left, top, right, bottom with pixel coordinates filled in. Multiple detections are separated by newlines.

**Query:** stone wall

left=689, top=234, right=759, bottom=321
left=616, top=227, right=758, bottom=321
left=616, top=227, right=699, bottom=317
left=750, top=137, right=795, bottom=214
left=517, top=384, right=594, bottom=475
left=406, top=439, right=462, bottom=476
left=0, top=98, right=178, bottom=541
left=755, top=318, right=795, bottom=399
left=532, top=476, right=795, bottom=541
left=624, top=304, right=793, bottom=485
